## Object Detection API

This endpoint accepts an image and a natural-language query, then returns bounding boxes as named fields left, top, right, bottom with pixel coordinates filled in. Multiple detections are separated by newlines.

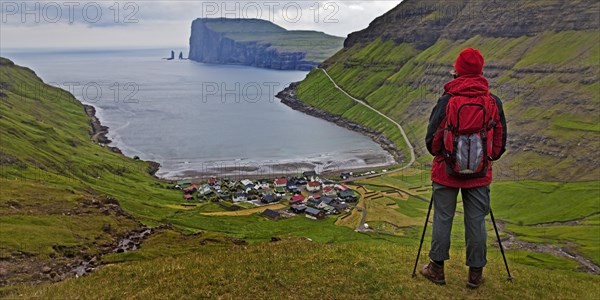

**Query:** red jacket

left=425, top=75, right=507, bottom=188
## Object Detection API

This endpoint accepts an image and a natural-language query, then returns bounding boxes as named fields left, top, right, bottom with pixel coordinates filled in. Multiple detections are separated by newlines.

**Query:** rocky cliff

left=292, top=0, right=600, bottom=181
left=188, top=18, right=344, bottom=70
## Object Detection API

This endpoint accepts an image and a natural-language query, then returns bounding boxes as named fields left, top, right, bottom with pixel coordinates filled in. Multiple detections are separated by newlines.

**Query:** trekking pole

left=412, top=196, right=434, bottom=278
left=490, top=208, right=513, bottom=281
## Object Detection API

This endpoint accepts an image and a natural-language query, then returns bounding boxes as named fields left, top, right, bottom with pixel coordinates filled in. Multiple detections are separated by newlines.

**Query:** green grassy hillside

left=0, top=57, right=185, bottom=286
left=295, top=1, right=600, bottom=182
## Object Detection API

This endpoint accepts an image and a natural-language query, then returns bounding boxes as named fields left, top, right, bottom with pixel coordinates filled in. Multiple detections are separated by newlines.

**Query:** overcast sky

left=1, top=1, right=402, bottom=49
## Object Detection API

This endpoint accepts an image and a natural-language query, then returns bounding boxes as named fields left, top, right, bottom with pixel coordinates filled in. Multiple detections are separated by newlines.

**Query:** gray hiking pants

left=428, top=182, right=490, bottom=268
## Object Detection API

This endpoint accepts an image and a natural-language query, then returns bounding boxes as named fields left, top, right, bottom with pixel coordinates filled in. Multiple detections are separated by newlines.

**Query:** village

left=174, top=171, right=360, bottom=221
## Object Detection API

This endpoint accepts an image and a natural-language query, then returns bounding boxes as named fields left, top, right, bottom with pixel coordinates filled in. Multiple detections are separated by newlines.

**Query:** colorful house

left=289, top=194, right=305, bottom=205
left=335, top=184, right=349, bottom=192
left=274, top=177, right=288, bottom=188
left=307, top=181, right=321, bottom=192
left=339, top=189, right=358, bottom=202
left=323, top=186, right=337, bottom=196
left=241, top=179, right=254, bottom=188
left=176, top=180, right=192, bottom=189
left=198, top=185, right=213, bottom=197
left=183, top=184, right=198, bottom=194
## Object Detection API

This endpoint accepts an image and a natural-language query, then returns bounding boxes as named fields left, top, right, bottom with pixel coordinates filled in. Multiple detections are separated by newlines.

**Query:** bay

left=4, top=48, right=394, bottom=178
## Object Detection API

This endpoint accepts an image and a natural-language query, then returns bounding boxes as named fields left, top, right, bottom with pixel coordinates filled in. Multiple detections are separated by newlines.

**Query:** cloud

left=0, top=1, right=142, bottom=27
left=1, top=1, right=402, bottom=48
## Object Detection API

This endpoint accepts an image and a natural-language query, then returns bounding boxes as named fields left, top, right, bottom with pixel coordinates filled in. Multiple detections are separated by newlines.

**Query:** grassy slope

left=0, top=58, right=184, bottom=270
left=12, top=236, right=600, bottom=299
left=296, top=31, right=600, bottom=180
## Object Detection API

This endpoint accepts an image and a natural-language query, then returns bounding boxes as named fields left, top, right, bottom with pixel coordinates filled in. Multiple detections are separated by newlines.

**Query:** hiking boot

left=420, top=261, right=446, bottom=285
left=467, top=267, right=484, bottom=289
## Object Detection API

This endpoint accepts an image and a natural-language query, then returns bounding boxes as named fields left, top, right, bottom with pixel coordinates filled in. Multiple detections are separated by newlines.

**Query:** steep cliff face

left=188, top=18, right=343, bottom=70
left=294, top=0, right=600, bottom=181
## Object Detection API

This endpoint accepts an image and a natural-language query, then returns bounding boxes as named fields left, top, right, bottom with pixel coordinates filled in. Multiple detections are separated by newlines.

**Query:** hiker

left=422, top=48, right=507, bottom=288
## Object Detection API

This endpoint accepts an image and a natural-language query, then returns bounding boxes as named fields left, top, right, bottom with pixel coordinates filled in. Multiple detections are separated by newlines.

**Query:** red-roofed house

left=274, top=178, right=288, bottom=188
left=307, top=181, right=321, bottom=192
left=208, top=177, right=218, bottom=185
left=289, top=194, right=305, bottom=205
left=183, top=184, right=198, bottom=194
left=183, top=194, right=194, bottom=200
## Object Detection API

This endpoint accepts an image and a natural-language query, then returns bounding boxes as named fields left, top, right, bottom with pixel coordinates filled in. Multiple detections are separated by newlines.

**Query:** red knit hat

left=454, top=48, right=484, bottom=76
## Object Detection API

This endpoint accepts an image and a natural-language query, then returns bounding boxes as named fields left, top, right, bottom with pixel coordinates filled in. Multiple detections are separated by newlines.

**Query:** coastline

left=83, top=104, right=161, bottom=176
left=276, top=82, right=404, bottom=164
left=165, top=154, right=395, bottom=180
left=84, top=105, right=112, bottom=145
left=81, top=83, right=399, bottom=181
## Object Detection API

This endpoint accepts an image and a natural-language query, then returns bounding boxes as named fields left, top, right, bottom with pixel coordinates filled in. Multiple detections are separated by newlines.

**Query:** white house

left=232, top=192, right=248, bottom=203
left=307, top=180, right=321, bottom=192
left=255, top=180, right=270, bottom=190
left=198, top=185, right=213, bottom=196
left=241, top=179, right=253, bottom=187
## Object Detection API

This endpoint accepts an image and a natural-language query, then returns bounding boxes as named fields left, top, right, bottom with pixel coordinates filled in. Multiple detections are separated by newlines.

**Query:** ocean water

left=4, top=49, right=394, bottom=178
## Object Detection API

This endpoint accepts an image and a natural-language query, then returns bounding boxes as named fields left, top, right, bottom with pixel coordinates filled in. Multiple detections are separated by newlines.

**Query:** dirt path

left=355, top=207, right=368, bottom=232
left=352, top=185, right=370, bottom=232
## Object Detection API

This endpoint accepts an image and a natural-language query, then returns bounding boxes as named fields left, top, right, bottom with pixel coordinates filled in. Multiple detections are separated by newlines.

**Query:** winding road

left=318, top=67, right=417, bottom=231
left=318, top=68, right=416, bottom=179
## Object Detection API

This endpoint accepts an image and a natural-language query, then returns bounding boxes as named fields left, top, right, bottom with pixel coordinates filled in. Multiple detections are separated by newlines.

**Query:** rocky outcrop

left=84, top=105, right=110, bottom=144
left=276, top=83, right=403, bottom=163
left=83, top=104, right=162, bottom=176
left=189, top=18, right=336, bottom=70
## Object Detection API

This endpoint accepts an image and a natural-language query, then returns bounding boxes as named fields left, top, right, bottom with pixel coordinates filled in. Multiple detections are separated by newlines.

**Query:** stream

left=72, top=228, right=153, bottom=277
